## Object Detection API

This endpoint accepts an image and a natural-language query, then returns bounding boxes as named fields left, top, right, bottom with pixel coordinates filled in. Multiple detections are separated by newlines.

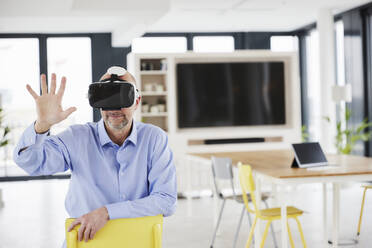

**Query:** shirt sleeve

left=13, top=122, right=73, bottom=176
left=105, top=129, right=177, bottom=219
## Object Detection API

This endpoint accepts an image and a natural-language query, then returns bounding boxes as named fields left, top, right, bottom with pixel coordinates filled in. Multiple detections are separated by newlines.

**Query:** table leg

left=323, top=183, right=327, bottom=246
left=280, top=186, right=288, bottom=248
left=255, top=176, right=262, bottom=248
left=332, top=183, right=340, bottom=248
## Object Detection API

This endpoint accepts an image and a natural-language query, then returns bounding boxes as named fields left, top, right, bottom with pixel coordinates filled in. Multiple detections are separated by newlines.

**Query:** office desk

left=192, top=150, right=372, bottom=248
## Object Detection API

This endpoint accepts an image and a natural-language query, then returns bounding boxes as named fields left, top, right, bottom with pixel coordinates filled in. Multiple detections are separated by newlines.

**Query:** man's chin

left=107, top=120, right=128, bottom=130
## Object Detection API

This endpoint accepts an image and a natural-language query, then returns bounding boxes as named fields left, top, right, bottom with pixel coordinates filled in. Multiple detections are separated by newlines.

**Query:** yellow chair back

left=65, top=215, right=163, bottom=248
left=238, top=163, right=260, bottom=215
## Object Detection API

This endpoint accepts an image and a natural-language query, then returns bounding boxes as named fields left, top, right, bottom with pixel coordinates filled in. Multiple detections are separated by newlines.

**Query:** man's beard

left=106, top=117, right=129, bottom=130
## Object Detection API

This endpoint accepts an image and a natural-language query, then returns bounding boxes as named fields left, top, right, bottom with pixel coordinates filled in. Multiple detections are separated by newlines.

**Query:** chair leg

left=210, top=199, right=226, bottom=248
left=287, top=220, right=295, bottom=248
left=233, top=205, right=245, bottom=248
left=357, top=187, right=368, bottom=237
left=263, top=200, right=278, bottom=248
left=246, top=217, right=257, bottom=248
left=246, top=210, right=255, bottom=244
left=294, top=217, right=307, bottom=248
left=260, top=220, right=272, bottom=248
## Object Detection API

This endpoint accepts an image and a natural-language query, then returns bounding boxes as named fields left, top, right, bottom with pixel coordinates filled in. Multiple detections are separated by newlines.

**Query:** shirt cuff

left=16, top=122, right=49, bottom=154
left=105, top=201, right=132, bottom=219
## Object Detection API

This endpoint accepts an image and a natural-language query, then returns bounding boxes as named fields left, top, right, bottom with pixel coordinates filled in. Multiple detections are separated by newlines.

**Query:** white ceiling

left=0, top=0, right=371, bottom=46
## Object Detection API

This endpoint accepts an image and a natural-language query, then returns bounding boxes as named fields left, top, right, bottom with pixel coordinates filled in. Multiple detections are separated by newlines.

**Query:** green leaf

left=323, top=116, right=331, bottom=122
left=301, top=125, right=309, bottom=142
left=345, top=108, right=352, bottom=121
left=0, top=140, right=8, bottom=147
left=356, top=121, right=372, bottom=134
left=336, top=122, right=341, bottom=132
left=3, top=126, right=10, bottom=137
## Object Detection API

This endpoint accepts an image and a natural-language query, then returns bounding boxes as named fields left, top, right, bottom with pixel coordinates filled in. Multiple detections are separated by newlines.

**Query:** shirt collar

left=98, top=119, right=111, bottom=147
left=126, top=120, right=138, bottom=146
left=98, top=119, right=138, bottom=147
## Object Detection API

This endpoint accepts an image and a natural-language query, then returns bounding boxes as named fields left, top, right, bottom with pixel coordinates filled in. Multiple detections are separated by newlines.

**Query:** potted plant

left=0, top=107, right=10, bottom=148
left=325, top=108, right=372, bottom=154
left=0, top=107, right=10, bottom=208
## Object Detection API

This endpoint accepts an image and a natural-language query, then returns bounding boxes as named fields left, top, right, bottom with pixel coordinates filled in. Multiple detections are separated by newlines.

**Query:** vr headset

left=88, top=66, right=139, bottom=110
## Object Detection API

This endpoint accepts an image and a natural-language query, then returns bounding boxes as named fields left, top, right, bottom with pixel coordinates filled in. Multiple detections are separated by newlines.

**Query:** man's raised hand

left=26, top=73, right=77, bottom=133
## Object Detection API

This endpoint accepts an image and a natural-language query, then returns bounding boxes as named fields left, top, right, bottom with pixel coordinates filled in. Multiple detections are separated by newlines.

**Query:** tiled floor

left=0, top=179, right=372, bottom=248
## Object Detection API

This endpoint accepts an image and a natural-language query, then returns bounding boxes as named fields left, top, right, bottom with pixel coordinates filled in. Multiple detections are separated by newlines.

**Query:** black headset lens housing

left=88, top=75, right=136, bottom=110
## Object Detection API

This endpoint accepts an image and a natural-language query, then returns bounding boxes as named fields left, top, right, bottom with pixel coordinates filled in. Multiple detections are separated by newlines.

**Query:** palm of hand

left=35, top=94, right=66, bottom=125
left=26, top=73, right=76, bottom=130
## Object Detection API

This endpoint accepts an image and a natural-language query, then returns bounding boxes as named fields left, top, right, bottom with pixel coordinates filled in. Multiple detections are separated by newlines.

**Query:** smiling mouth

left=108, top=112, right=124, bottom=118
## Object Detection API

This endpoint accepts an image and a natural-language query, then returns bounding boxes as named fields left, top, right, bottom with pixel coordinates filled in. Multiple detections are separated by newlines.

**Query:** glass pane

left=132, top=37, right=187, bottom=53
left=335, top=20, right=345, bottom=86
left=270, top=36, right=299, bottom=52
left=305, top=30, right=321, bottom=141
left=193, top=36, right=234, bottom=52
left=47, top=37, right=93, bottom=133
left=0, top=38, right=39, bottom=176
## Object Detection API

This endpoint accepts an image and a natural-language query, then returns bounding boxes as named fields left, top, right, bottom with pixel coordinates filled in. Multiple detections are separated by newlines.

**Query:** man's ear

left=134, top=96, right=141, bottom=110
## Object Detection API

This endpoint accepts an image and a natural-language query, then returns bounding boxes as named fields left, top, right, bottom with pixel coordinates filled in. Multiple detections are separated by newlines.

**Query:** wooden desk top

left=191, top=150, right=372, bottom=179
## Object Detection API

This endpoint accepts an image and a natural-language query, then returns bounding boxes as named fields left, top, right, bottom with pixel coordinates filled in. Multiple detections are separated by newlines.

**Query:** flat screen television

left=176, top=62, right=286, bottom=128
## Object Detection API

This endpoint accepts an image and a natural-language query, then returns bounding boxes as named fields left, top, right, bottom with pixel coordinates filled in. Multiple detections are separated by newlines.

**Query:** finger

left=26, top=84, right=39, bottom=99
left=78, top=223, right=86, bottom=242
left=84, top=225, right=92, bottom=242
left=89, top=227, right=96, bottom=240
left=50, top=73, right=56, bottom=94
left=57, top=76, right=66, bottom=98
left=40, top=74, right=47, bottom=95
left=61, top=107, right=77, bottom=120
left=67, top=219, right=81, bottom=232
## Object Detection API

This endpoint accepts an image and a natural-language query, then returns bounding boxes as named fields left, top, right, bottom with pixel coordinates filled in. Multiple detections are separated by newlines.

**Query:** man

left=13, top=67, right=177, bottom=244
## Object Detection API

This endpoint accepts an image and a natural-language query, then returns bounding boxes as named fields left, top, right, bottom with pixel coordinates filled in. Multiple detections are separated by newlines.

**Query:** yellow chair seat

left=260, top=206, right=304, bottom=218
left=65, top=215, right=163, bottom=248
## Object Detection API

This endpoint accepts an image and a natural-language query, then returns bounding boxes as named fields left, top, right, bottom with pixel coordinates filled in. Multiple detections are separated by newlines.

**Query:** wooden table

left=192, top=150, right=372, bottom=248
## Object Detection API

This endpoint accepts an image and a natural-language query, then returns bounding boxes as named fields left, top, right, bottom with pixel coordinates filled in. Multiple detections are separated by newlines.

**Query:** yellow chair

left=238, top=163, right=307, bottom=248
left=65, top=215, right=163, bottom=248
left=357, top=185, right=372, bottom=238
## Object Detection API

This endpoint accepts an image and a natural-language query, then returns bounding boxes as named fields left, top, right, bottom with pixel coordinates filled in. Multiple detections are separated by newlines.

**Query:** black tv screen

left=176, top=62, right=286, bottom=128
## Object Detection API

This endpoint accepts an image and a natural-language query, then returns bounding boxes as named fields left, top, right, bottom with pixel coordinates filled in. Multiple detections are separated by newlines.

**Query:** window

left=47, top=37, right=93, bottom=133
left=335, top=20, right=345, bottom=86
left=270, top=36, right=299, bottom=52
left=0, top=38, right=40, bottom=176
left=131, top=37, right=187, bottom=53
left=304, top=30, right=321, bottom=141
left=193, top=36, right=234, bottom=52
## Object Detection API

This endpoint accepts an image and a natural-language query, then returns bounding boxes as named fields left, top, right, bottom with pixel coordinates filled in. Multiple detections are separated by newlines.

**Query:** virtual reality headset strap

left=100, top=74, right=140, bottom=100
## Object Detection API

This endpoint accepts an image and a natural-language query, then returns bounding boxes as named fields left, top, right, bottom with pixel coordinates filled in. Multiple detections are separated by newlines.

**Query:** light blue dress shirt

left=13, top=119, right=177, bottom=220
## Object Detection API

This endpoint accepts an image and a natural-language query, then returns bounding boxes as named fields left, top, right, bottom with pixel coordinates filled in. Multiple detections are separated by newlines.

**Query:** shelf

left=140, top=70, right=167, bottom=75
left=141, top=91, right=168, bottom=96
left=142, top=112, right=168, bottom=117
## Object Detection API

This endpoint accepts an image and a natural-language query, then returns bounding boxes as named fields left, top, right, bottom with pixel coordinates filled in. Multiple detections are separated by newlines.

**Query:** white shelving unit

left=128, top=55, right=169, bottom=132
left=141, top=91, right=168, bottom=96
left=141, top=112, right=168, bottom=117
left=140, top=71, right=167, bottom=75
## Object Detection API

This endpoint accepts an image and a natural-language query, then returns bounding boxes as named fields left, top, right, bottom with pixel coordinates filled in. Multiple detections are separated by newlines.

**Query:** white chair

left=210, top=156, right=277, bottom=248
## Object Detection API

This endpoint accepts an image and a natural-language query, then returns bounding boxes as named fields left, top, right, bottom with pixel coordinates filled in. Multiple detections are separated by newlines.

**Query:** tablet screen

left=292, top=142, right=328, bottom=166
